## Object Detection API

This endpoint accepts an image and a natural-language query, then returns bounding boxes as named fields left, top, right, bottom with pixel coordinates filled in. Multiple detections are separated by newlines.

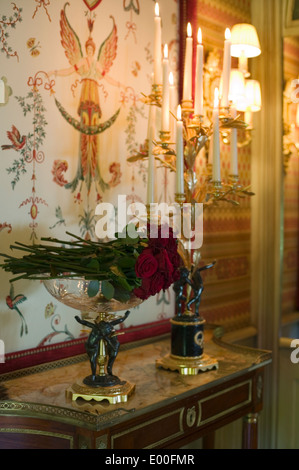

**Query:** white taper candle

left=212, top=88, right=221, bottom=182
left=222, top=28, right=231, bottom=108
left=154, top=3, right=162, bottom=85
left=176, top=105, right=184, bottom=194
left=194, top=28, right=204, bottom=116
left=182, top=22, right=193, bottom=103
left=162, top=44, right=170, bottom=132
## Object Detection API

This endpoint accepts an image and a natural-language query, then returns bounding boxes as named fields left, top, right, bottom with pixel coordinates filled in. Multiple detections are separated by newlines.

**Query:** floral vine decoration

left=0, top=223, right=181, bottom=303
left=0, top=3, right=22, bottom=61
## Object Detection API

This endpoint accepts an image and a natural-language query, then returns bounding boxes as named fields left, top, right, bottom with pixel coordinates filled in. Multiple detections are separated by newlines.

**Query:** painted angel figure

left=48, top=3, right=120, bottom=194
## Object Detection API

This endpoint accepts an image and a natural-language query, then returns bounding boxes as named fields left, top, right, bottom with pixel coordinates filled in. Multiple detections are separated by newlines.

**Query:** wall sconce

left=203, top=23, right=262, bottom=149
left=245, top=79, right=262, bottom=112
left=225, top=23, right=262, bottom=147
left=219, top=72, right=262, bottom=147
left=220, top=69, right=247, bottom=147
left=229, top=69, right=247, bottom=111
left=230, top=23, right=261, bottom=77
left=244, top=79, right=262, bottom=129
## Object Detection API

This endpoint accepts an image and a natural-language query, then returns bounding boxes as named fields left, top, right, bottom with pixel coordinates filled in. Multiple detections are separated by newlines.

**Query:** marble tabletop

left=0, top=329, right=272, bottom=431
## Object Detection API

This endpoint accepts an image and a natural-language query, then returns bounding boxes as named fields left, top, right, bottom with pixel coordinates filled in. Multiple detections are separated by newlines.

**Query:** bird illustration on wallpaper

left=48, top=3, right=120, bottom=196
left=1, top=126, right=26, bottom=151
left=6, top=285, right=28, bottom=337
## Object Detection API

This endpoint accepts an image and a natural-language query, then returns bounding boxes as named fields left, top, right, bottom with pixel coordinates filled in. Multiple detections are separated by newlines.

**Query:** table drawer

left=198, top=379, right=252, bottom=426
left=110, top=378, right=253, bottom=449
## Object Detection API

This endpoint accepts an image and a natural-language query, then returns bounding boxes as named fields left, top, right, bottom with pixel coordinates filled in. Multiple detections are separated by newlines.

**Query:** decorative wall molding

left=251, top=0, right=284, bottom=449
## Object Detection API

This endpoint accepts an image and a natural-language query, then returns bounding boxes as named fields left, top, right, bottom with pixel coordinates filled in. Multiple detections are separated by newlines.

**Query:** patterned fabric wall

left=0, top=0, right=256, bottom=358
left=283, top=36, right=299, bottom=316
left=0, top=0, right=179, bottom=354
left=193, top=0, right=253, bottom=330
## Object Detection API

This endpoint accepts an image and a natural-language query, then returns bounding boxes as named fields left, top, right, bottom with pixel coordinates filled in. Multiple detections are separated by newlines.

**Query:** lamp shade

left=245, top=79, right=262, bottom=112
left=230, top=23, right=261, bottom=58
left=228, top=69, right=247, bottom=111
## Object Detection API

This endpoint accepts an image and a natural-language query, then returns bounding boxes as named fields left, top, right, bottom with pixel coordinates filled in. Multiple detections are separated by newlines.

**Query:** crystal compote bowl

left=44, top=278, right=143, bottom=403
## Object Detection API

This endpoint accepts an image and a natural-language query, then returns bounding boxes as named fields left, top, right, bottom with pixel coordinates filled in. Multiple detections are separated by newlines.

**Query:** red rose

left=148, top=272, right=165, bottom=295
left=133, top=224, right=181, bottom=301
left=135, top=248, right=158, bottom=279
left=142, top=272, right=165, bottom=296
left=167, top=250, right=181, bottom=273
left=133, top=284, right=150, bottom=300
left=134, top=271, right=165, bottom=299
left=148, top=223, right=174, bottom=249
left=155, top=249, right=174, bottom=274
left=165, top=234, right=177, bottom=252
left=172, top=268, right=181, bottom=282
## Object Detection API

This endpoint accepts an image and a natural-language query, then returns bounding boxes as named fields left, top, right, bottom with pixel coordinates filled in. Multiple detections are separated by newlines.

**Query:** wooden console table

left=0, top=329, right=271, bottom=449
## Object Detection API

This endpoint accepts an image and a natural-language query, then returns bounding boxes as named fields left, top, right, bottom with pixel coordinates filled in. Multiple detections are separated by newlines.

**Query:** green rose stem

left=0, top=231, right=145, bottom=297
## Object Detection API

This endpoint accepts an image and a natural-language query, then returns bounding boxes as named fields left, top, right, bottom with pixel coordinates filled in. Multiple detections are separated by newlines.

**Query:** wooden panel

left=0, top=431, right=72, bottom=449
left=111, top=376, right=255, bottom=449
left=198, top=380, right=252, bottom=425
left=111, top=408, right=184, bottom=449
left=0, top=416, right=75, bottom=449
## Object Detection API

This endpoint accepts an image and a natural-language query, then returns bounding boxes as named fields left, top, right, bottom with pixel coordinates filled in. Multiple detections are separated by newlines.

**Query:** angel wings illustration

left=49, top=3, right=120, bottom=194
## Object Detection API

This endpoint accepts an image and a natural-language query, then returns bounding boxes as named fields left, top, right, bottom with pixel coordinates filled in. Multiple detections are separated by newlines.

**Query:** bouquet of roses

left=133, top=224, right=181, bottom=300
left=0, top=223, right=181, bottom=302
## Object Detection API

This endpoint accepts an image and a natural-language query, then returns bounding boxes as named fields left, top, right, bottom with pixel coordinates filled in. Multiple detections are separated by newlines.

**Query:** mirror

left=282, top=23, right=299, bottom=325
left=178, top=0, right=258, bottom=336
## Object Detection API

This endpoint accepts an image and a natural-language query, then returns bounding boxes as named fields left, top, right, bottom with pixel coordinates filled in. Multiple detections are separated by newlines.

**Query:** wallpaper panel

left=0, top=0, right=179, bottom=354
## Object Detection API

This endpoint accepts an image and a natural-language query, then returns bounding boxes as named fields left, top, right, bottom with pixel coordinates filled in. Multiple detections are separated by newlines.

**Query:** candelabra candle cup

left=151, top=83, right=162, bottom=103
left=191, top=114, right=204, bottom=128
left=175, top=192, right=186, bottom=204
left=159, top=130, right=171, bottom=143
left=211, top=180, right=223, bottom=198
left=222, top=106, right=231, bottom=115
left=229, top=174, right=242, bottom=190
left=181, top=100, right=194, bottom=114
